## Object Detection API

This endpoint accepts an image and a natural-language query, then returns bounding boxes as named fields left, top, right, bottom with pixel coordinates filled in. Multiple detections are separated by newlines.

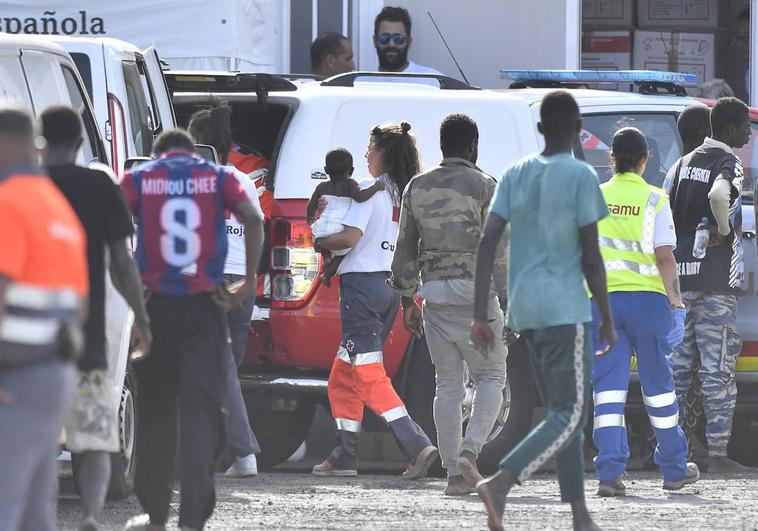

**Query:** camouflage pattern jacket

left=388, top=157, right=507, bottom=299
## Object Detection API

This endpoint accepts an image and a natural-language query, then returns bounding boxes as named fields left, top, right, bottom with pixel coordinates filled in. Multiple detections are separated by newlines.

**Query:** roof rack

left=321, top=71, right=478, bottom=90
left=499, top=70, right=698, bottom=96
left=165, top=71, right=298, bottom=94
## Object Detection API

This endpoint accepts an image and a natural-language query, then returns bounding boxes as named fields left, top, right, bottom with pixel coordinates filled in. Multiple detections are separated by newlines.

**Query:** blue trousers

left=591, top=292, right=688, bottom=482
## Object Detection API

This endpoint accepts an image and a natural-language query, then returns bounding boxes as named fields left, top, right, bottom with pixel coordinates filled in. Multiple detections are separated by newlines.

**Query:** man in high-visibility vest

left=592, top=127, right=699, bottom=497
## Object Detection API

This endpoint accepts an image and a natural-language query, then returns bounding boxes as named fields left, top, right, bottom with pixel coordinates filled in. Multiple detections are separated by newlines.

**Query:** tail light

left=270, top=218, right=321, bottom=308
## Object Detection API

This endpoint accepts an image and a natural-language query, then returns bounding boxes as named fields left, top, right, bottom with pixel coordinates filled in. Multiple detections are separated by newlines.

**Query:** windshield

left=576, top=113, right=682, bottom=188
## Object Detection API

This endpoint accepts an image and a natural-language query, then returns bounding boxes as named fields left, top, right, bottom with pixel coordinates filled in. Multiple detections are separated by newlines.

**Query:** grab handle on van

left=321, top=71, right=478, bottom=90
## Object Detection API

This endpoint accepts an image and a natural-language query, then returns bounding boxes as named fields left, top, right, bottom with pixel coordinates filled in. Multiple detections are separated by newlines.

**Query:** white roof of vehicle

left=35, top=35, right=141, bottom=59
left=0, top=33, right=70, bottom=57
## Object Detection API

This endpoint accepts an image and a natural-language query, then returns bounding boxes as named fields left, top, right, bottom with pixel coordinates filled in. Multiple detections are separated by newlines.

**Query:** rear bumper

left=238, top=371, right=328, bottom=412
left=239, top=373, right=328, bottom=395
left=627, top=373, right=758, bottom=417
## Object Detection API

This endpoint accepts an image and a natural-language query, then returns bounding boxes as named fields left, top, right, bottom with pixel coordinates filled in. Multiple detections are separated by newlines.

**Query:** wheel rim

left=461, top=369, right=511, bottom=444
left=119, top=383, right=136, bottom=477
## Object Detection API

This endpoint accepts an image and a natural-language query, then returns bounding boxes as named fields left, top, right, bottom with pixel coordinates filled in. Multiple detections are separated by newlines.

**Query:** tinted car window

left=122, top=61, right=153, bottom=156
left=61, top=64, right=99, bottom=164
left=576, top=113, right=682, bottom=187
left=70, top=52, right=93, bottom=102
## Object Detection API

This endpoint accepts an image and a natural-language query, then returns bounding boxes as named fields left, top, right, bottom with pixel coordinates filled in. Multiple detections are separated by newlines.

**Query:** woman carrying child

left=312, top=122, right=438, bottom=478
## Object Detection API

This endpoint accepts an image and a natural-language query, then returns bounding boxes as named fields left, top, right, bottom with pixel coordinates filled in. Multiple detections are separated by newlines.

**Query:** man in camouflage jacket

left=388, top=114, right=507, bottom=496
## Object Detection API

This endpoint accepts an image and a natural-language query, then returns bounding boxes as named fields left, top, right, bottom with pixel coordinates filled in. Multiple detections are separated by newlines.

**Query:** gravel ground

left=57, top=467, right=758, bottom=530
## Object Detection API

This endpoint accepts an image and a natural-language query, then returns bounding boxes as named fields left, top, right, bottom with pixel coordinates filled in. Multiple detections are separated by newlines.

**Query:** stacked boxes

left=581, top=0, right=721, bottom=92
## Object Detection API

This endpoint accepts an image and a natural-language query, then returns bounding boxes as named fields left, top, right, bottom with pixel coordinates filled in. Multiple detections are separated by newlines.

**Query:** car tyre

left=247, top=398, right=316, bottom=469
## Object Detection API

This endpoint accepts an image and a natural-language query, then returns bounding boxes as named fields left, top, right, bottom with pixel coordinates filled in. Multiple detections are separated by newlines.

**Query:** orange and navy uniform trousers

left=327, top=272, right=431, bottom=470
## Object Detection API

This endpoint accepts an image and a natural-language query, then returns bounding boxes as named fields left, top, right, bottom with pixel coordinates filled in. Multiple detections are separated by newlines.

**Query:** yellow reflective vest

left=599, top=172, right=667, bottom=295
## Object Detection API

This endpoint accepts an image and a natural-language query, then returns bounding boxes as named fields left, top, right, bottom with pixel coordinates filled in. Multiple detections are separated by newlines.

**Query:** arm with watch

left=655, top=244, right=686, bottom=348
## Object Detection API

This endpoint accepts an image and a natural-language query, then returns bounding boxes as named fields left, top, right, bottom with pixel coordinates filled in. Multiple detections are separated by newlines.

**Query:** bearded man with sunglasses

left=373, top=6, right=441, bottom=76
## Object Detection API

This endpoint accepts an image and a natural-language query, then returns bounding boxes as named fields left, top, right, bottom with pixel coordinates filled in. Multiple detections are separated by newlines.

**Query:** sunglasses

left=377, top=33, right=407, bottom=46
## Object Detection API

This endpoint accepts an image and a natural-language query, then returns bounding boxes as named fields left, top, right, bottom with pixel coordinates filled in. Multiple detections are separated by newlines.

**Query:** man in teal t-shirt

left=470, top=90, right=616, bottom=531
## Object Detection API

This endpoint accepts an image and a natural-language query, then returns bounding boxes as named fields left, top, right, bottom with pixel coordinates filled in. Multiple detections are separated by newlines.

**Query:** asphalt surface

left=57, top=465, right=758, bottom=530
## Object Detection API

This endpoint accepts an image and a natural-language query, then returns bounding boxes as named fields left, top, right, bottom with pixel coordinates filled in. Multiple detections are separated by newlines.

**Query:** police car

left=166, top=69, right=757, bottom=471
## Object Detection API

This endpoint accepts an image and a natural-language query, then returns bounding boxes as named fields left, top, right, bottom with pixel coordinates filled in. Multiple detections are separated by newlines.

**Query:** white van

left=0, top=34, right=138, bottom=499
left=41, top=36, right=176, bottom=174
left=0, top=33, right=107, bottom=165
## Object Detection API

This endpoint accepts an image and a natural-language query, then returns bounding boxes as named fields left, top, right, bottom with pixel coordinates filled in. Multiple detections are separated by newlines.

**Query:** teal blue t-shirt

left=490, top=153, right=608, bottom=331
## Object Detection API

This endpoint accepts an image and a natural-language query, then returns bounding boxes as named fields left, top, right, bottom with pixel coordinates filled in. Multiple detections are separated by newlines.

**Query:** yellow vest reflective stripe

left=599, top=172, right=667, bottom=295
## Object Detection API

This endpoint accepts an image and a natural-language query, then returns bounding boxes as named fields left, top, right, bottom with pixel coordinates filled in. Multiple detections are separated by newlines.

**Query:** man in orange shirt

left=0, top=107, right=88, bottom=531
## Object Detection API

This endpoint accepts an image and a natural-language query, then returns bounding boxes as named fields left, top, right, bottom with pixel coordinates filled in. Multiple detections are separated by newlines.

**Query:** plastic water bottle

left=692, top=217, right=710, bottom=259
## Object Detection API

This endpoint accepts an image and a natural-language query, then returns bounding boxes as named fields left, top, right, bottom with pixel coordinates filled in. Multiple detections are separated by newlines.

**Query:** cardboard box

left=581, top=31, right=633, bottom=91
left=633, top=30, right=714, bottom=94
left=582, top=0, right=634, bottom=29
left=637, top=0, right=718, bottom=31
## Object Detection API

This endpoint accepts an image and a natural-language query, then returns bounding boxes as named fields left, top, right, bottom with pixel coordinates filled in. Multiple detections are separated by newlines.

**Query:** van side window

left=122, top=61, right=154, bottom=156
left=0, top=55, right=32, bottom=109
left=137, top=58, right=163, bottom=134
left=69, top=52, right=93, bottom=103
left=20, top=51, right=68, bottom=114
left=61, top=64, right=99, bottom=164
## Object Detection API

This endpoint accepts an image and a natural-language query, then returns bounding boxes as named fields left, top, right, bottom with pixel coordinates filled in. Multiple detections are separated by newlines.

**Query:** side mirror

left=195, top=144, right=218, bottom=164
left=124, top=156, right=152, bottom=170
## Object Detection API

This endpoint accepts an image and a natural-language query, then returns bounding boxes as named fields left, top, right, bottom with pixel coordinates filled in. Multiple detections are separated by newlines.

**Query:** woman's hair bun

left=400, top=122, right=411, bottom=134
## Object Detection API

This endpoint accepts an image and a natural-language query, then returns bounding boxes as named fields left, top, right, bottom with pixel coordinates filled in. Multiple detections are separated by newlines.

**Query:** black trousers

left=134, top=293, right=229, bottom=530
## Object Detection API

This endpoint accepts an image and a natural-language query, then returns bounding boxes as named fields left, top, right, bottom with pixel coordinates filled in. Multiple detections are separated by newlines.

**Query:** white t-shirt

left=654, top=200, right=677, bottom=249
left=358, top=61, right=444, bottom=86
left=224, top=165, right=264, bottom=276
left=402, top=60, right=443, bottom=75
left=337, top=179, right=398, bottom=275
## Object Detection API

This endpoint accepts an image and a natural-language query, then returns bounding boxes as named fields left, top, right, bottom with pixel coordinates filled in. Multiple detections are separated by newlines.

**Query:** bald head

left=0, top=106, right=37, bottom=170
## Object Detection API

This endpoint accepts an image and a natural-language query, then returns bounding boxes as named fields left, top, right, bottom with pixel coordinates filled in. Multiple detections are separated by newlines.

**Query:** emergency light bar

left=499, top=69, right=698, bottom=85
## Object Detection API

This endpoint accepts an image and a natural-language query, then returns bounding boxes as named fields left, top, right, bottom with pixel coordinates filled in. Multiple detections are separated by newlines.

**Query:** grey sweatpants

left=0, top=360, right=76, bottom=531
left=423, top=296, right=507, bottom=476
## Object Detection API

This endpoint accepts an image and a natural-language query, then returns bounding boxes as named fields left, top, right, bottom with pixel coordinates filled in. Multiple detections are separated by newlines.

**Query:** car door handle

left=744, top=231, right=756, bottom=240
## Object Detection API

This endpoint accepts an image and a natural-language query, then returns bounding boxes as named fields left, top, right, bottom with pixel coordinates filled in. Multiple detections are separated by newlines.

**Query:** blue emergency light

left=499, top=69, right=698, bottom=86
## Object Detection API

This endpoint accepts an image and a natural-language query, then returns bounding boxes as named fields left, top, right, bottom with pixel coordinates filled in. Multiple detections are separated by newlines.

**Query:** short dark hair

left=374, top=6, right=412, bottom=36
left=39, top=106, right=82, bottom=148
left=677, top=105, right=711, bottom=146
left=311, top=32, right=348, bottom=70
left=325, top=148, right=353, bottom=178
left=152, top=128, right=195, bottom=156
left=539, top=90, right=580, bottom=135
left=710, top=96, right=749, bottom=136
left=0, top=106, right=34, bottom=139
left=440, top=114, right=478, bottom=155
left=188, top=101, right=232, bottom=164
left=610, top=127, right=648, bottom=175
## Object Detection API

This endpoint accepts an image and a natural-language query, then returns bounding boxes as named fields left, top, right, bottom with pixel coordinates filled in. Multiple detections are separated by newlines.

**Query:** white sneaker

left=123, top=514, right=150, bottom=531
left=224, top=453, right=258, bottom=477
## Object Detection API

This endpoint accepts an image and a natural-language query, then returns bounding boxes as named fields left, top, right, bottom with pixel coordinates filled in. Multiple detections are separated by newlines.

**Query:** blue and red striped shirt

left=120, top=151, right=248, bottom=295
